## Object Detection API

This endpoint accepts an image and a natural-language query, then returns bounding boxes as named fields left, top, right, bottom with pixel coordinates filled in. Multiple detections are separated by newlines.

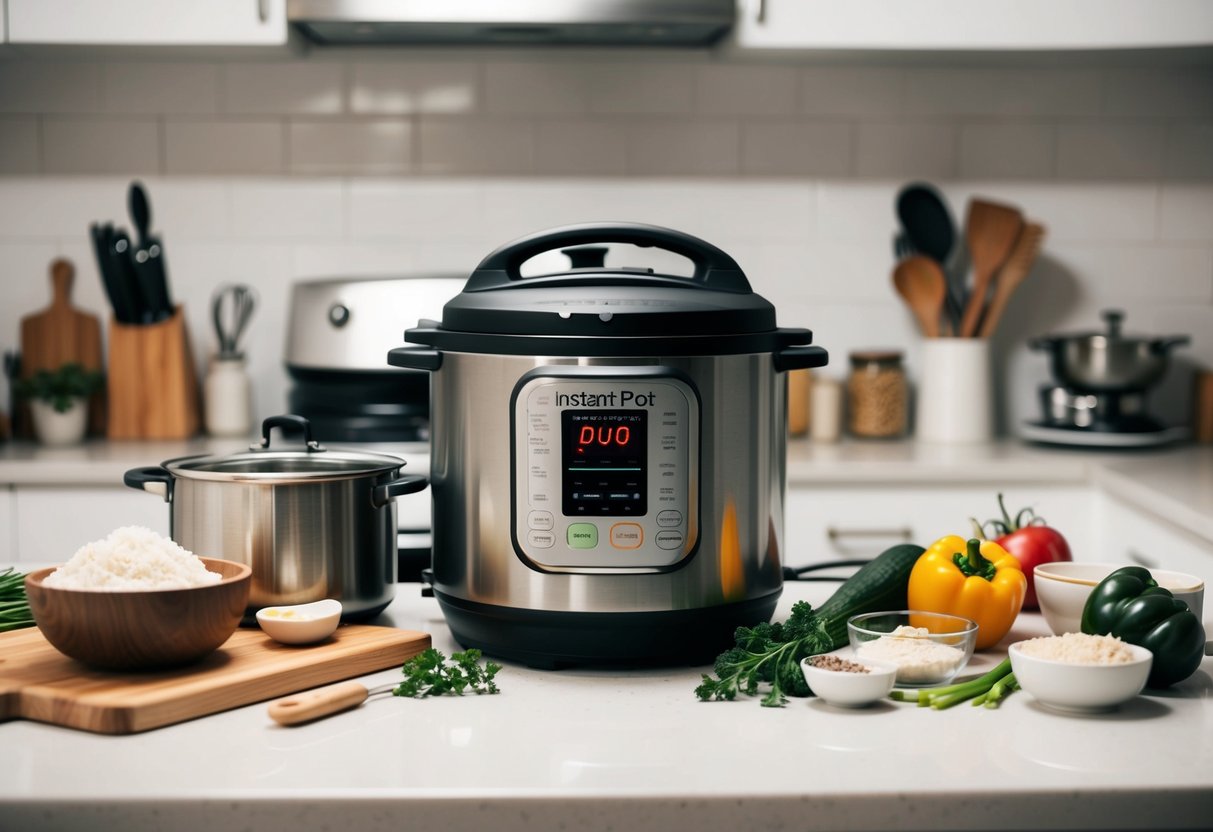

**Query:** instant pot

left=389, top=223, right=828, bottom=666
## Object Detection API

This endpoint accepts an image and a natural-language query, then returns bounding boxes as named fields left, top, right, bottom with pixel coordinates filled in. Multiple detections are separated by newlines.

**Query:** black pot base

left=434, top=589, right=781, bottom=669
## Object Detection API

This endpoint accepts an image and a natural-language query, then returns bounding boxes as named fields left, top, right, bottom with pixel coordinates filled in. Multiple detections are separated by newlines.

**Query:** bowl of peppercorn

left=800, top=653, right=899, bottom=708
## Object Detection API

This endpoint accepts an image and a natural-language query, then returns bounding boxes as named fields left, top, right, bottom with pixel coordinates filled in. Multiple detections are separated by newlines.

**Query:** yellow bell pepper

left=907, top=535, right=1026, bottom=650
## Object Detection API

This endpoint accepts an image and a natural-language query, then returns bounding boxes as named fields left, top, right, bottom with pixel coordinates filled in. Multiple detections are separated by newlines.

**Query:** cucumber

left=812, top=542, right=925, bottom=650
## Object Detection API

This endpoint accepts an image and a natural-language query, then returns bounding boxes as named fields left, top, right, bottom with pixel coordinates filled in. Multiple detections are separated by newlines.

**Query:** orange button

left=610, top=522, right=644, bottom=550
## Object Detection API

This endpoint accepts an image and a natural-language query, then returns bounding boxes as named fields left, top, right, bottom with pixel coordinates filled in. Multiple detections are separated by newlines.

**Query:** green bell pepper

left=1081, top=565, right=1206, bottom=688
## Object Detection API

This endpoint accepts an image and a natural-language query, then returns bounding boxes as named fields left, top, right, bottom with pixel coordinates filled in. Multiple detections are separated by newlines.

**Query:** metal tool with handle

left=268, top=680, right=397, bottom=726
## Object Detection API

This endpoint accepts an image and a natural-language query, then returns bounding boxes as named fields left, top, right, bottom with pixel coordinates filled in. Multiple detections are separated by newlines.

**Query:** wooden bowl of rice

left=25, top=543, right=251, bottom=671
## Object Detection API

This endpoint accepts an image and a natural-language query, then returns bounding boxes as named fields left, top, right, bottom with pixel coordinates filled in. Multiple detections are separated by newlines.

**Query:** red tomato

left=996, top=526, right=1072, bottom=609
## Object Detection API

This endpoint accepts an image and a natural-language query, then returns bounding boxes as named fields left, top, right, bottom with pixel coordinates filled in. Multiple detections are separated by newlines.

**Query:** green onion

left=888, top=658, right=1015, bottom=710
left=0, top=567, right=35, bottom=632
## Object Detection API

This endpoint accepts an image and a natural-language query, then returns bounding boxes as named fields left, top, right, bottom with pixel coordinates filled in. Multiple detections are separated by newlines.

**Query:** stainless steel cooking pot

left=123, top=415, right=427, bottom=619
left=1030, top=310, right=1189, bottom=393
left=388, top=223, right=828, bottom=667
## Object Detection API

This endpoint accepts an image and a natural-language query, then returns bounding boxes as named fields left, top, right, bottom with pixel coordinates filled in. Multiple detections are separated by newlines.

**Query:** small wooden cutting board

left=0, top=624, right=430, bottom=735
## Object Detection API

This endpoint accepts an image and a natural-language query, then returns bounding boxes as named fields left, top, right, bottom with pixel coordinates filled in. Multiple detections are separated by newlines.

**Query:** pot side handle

left=388, top=347, right=442, bottom=371
left=371, top=474, right=428, bottom=509
left=774, top=345, right=829, bottom=373
left=123, top=466, right=172, bottom=501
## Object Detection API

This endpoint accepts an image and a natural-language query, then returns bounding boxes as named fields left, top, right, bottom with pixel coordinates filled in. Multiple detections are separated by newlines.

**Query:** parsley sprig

left=392, top=648, right=502, bottom=698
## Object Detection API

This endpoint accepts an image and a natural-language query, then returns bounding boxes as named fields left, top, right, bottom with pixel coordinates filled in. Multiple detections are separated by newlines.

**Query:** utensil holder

left=107, top=306, right=199, bottom=440
left=915, top=339, right=992, bottom=444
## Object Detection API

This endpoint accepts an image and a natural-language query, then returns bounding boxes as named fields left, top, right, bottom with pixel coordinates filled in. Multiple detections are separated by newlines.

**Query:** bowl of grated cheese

left=847, top=611, right=978, bottom=687
left=25, top=526, right=251, bottom=670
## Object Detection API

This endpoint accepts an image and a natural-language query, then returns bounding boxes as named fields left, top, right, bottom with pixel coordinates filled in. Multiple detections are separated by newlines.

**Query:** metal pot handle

left=464, top=222, right=752, bottom=294
left=773, top=345, right=829, bottom=373
left=252, top=414, right=325, bottom=453
left=123, top=466, right=172, bottom=502
left=371, top=474, right=428, bottom=508
left=1151, top=335, right=1190, bottom=354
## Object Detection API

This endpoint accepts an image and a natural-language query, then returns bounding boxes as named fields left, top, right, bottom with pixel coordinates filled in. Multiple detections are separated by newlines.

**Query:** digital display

left=562, top=410, right=647, bottom=517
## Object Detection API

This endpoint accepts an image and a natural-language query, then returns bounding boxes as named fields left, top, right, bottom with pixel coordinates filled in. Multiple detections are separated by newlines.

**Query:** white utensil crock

left=916, top=339, right=992, bottom=443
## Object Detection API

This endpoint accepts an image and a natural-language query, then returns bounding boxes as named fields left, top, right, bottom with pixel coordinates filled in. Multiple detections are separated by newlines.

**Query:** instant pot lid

left=404, top=222, right=815, bottom=356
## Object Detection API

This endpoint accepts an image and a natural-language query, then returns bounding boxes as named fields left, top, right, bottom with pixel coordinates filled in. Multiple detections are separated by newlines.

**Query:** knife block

left=107, top=306, right=199, bottom=440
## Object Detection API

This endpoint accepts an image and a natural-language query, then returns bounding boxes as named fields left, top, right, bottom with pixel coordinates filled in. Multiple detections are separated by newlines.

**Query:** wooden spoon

left=959, top=198, right=1024, bottom=338
left=893, top=255, right=948, bottom=338
left=977, top=222, right=1046, bottom=338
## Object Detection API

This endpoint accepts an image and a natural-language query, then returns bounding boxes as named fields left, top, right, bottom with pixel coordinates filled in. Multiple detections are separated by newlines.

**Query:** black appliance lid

left=404, top=223, right=813, bottom=356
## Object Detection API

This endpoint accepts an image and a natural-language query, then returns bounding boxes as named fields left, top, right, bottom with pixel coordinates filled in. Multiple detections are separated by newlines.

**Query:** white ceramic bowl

left=847, top=611, right=978, bottom=687
left=1035, top=562, right=1205, bottom=636
left=1009, top=638, right=1152, bottom=713
left=800, top=655, right=898, bottom=708
left=256, top=599, right=342, bottom=645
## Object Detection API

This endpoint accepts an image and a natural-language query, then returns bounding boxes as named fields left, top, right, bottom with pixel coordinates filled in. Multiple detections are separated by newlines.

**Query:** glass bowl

left=847, top=610, right=978, bottom=687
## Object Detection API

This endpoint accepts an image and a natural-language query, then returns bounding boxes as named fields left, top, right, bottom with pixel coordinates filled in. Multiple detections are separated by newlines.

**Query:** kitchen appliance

left=288, top=0, right=734, bottom=47
left=1023, top=310, right=1190, bottom=447
left=388, top=222, right=828, bottom=667
left=123, top=415, right=427, bottom=620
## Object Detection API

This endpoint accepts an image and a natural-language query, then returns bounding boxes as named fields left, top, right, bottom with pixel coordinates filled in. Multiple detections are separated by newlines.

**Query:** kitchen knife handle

left=268, top=680, right=370, bottom=726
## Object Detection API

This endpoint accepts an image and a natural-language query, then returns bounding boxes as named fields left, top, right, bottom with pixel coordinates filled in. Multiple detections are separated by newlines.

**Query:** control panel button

left=567, top=523, right=599, bottom=549
left=656, top=510, right=683, bottom=527
left=655, top=529, right=684, bottom=550
left=528, top=510, right=554, bottom=530
left=610, top=523, right=643, bottom=550
left=527, top=530, right=555, bottom=549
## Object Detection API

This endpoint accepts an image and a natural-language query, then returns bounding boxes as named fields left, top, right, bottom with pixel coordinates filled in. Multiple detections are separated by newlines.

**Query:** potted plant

left=15, top=363, right=104, bottom=446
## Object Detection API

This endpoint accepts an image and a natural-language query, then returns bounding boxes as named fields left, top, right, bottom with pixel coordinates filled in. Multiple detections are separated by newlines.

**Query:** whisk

left=211, top=284, right=257, bottom=359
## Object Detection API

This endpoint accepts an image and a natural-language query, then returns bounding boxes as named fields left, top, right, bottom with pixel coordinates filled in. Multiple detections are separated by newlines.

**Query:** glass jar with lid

left=847, top=350, right=907, bottom=438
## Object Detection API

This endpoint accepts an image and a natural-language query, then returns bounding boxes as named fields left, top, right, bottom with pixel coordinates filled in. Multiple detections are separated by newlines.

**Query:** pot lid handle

left=464, top=222, right=752, bottom=294
left=1103, top=309, right=1124, bottom=338
left=252, top=414, right=326, bottom=453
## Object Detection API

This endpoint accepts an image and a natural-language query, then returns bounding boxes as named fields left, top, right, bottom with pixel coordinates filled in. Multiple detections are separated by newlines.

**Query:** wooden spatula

left=977, top=222, right=1046, bottom=339
left=959, top=198, right=1023, bottom=338
left=893, top=255, right=948, bottom=338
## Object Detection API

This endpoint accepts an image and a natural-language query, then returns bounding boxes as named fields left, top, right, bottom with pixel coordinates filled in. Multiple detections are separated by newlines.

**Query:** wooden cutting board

left=0, top=624, right=430, bottom=735
left=18, top=258, right=105, bottom=436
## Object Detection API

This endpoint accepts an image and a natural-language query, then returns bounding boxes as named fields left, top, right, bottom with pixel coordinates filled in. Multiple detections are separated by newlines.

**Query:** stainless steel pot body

left=427, top=351, right=786, bottom=614
left=1040, top=336, right=1176, bottom=393
left=167, top=474, right=400, bottom=617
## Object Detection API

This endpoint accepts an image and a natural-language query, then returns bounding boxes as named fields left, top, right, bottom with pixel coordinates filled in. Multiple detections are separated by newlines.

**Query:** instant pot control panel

left=511, top=367, right=700, bottom=573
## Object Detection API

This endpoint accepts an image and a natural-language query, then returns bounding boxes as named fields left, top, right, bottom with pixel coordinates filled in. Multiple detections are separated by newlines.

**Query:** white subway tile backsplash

left=904, top=69, right=1102, bottom=118
left=1053, top=244, right=1213, bottom=301
left=43, top=118, right=160, bottom=175
left=0, top=178, right=130, bottom=238
left=1158, top=185, right=1213, bottom=242
left=0, top=62, right=102, bottom=114
left=289, top=120, right=411, bottom=175
left=816, top=181, right=900, bottom=247
left=948, top=183, right=1159, bottom=243
left=0, top=118, right=39, bottom=175
left=694, top=65, right=797, bottom=117
left=103, top=62, right=219, bottom=115
left=165, top=120, right=285, bottom=176
left=626, top=121, right=739, bottom=176
left=855, top=123, right=957, bottom=179
left=228, top=180, right=344, bottom=240
left=417, top=119, right=533, bottom=175
left=741, top=121, right=851, bottom=176
left=533, top=121, right=628, bottom=175
left=349, top=181, right=485, bottom=241
left=587, top=64, right=695, bottom=115
left=1101, top=69, right=1213, bottom=119
left=483, top=62, right=589, bottom=115
left=799, top=67, right=906, bottom=117
left=223, top=62, right=343, bottom=115
left=350, top=62, right=478, bottom=115
left=1056, top=123, right=1168, bottom=180
left=142, top=179, right=231, bottom=240
left=959, top=123, right=1055, bottom=179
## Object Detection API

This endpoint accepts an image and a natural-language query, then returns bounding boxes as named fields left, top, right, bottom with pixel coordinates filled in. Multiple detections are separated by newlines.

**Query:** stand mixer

left=1023, top=310, right=1189, bottom=447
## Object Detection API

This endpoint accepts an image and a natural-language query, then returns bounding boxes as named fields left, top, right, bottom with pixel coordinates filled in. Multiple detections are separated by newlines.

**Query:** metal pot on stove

left=388, top=223, right=828, bottom=667
left=1030, top=309, right=1189, bottom=393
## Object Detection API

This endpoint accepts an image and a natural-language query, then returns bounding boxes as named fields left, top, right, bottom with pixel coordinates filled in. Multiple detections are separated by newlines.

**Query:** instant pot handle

left=123, top=466, right=173, bottom=502
left=371, top=474, right=428, bottom=509
left=464, top=222, right=752, bottom=294
left=388, top=346, right=443, bottom=371
left=254, top=414, right=325, bottom=453
left=773, top=345, right=829, bottom=373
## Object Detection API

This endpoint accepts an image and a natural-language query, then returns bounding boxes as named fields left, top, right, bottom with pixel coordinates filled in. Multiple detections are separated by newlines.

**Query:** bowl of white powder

left=24, top=526, right=251, bottom=670
left=1009, top=633, right=1152, bottom=712
left=848, top=611, right=978, bottom=687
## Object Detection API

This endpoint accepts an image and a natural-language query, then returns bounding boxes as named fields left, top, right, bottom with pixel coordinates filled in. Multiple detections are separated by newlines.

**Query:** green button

left=567, top=523, right=599, bottom=549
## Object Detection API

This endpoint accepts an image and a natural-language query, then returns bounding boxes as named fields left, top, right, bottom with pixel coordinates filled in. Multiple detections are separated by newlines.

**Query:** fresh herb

left=14, top=363, right=104, bottom=413
left=392, top=647, right=502, bottom=698
left=889, top=658, right=1017, bottom=709
left=0, top=567, right=35, bottom=632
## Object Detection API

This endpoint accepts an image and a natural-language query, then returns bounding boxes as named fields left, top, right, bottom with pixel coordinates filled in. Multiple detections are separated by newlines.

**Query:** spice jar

left=847, top=350, right=907, bottom=438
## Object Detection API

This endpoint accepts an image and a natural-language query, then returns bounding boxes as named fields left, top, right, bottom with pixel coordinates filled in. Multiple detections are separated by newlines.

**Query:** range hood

left=287, top=0, right=735, bottom=47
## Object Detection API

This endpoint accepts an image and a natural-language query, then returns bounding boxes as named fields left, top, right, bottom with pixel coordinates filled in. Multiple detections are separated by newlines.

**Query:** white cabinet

left=7, top=0, right=287, bottom=46
left=1094, top=492, right=1213, bottom=584
left=731, top=0, right=1213, bottom=52
left=13, top=486, right=169, bottom=564
left=784, top=484, right=1092, bottom=567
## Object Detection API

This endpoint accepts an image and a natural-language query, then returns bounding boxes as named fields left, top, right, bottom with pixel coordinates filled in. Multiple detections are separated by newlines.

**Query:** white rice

left=43, top=526, right=222, bottom=590
left=1016, top=632, right=1138, bottom=665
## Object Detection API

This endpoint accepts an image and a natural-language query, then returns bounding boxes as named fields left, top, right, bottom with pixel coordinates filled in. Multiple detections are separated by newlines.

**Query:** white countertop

left=1, top=578, right=1210, bottom=832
